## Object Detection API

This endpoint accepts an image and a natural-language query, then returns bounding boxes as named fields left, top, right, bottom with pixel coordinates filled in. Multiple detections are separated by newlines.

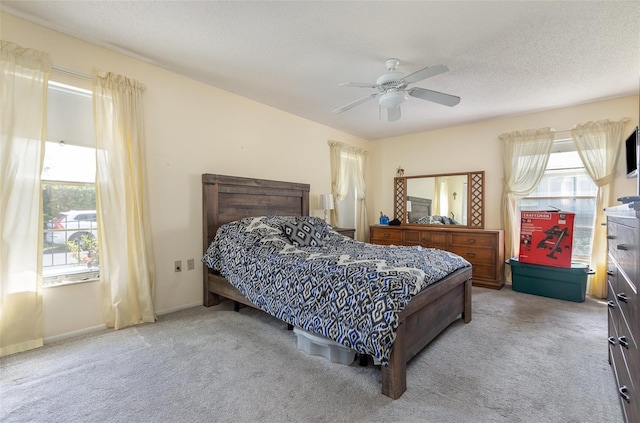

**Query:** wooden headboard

left=407, top=195, right=432, bottom=223
left=202, top=174, right=310, bottom=252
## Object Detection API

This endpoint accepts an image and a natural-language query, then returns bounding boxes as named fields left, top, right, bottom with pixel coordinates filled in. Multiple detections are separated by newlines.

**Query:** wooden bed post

left=204, top=289, right=219, bottom=307
left=202, top=175, right=220, bottom=307
left=381, top=323, right=407, bottom=399
left=463, top=278, right=472, bottom=323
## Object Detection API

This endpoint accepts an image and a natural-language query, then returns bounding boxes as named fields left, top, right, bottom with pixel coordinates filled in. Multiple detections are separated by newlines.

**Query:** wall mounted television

left=625, top=125, right=639, bottom=178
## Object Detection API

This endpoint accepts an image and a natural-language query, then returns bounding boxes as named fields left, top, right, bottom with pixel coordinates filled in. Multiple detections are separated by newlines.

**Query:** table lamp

left=319, top=194, right=334, bottom=224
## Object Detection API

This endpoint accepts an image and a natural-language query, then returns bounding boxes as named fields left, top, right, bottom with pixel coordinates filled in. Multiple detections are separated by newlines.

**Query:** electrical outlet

left=174, top=260, right=182, bottom=272
left=187, top=258, right=195, bottom=271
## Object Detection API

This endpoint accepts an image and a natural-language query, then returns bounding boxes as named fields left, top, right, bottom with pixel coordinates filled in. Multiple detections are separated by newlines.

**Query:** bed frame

left=202, top=173, right=472, bottom=399
left=407, top=195, right=432, bottom=223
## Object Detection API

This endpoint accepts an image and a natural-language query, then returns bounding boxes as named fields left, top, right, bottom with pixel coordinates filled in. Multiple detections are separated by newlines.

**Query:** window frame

left=517, top=139, right=597, bottom=264
left=41, top=82, right=99, bottom=288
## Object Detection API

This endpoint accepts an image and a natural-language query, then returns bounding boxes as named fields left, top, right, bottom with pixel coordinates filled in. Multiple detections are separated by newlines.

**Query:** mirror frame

left=394, top=171, right=485, bottom=229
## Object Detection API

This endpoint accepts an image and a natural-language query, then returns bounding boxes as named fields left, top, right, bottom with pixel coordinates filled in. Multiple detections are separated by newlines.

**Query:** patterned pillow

left=282, top=219, right=326, bottom=247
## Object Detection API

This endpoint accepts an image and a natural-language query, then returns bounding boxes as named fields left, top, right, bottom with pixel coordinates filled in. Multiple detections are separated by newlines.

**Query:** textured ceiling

left=3, top=1, right=639, bottom=140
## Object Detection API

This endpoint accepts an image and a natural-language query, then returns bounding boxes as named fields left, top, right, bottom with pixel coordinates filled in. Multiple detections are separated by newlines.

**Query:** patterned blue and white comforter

left=202, top=216, right=470, bottom=364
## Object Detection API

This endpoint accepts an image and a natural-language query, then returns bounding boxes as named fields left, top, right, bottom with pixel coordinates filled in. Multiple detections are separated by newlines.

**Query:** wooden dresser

left=606, top=204, right=639, bottom=423
left=370, top=225, right=505, bottom=289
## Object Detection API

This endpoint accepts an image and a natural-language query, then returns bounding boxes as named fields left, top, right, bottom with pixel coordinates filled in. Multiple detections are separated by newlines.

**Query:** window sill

left=43, top=268, right=100, bottom=288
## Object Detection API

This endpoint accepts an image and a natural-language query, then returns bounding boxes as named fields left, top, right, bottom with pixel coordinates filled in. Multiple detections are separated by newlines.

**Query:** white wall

left=368, top=95, right=639, bottom=230
left=2, top=12, right=369, bottom=339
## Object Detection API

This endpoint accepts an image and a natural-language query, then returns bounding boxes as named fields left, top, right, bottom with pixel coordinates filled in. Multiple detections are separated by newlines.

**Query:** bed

left=407, top=195, right=461, bottom=225
left=201, top=173, right=473, bottom=399
left=407, top=195, right=432, bottom=223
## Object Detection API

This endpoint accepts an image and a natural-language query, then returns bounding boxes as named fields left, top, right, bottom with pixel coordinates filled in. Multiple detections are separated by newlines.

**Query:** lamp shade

left=379, top=90, right=408, bottom=108
left=319, top=194, right=334, bottom=210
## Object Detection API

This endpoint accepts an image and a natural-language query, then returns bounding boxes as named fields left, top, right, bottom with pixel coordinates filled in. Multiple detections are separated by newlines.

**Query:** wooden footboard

left=381, top=266, right=472, bottom=399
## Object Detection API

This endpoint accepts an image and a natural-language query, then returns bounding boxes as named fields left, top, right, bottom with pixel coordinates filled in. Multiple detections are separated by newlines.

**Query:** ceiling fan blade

left=404, top=64, right=449, bottom=84
left=339, top=82, right=379, bottom=89
left=332, top=93, right=378, bottom=114
left=387, top=106, right=401, bottom=122
left=408, top=87, right=460, bottom=107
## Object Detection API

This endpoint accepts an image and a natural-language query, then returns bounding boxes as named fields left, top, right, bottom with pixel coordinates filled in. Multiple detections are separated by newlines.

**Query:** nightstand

left=334, top=227, right=355, bottom=239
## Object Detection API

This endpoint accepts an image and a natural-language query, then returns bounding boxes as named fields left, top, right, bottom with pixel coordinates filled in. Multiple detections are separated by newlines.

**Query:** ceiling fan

left=332, top=58, right=460, bottom=122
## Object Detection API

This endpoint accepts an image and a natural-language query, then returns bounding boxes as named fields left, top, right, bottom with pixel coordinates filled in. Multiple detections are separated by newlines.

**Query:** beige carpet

left=0, top=285, right=622, bottom=422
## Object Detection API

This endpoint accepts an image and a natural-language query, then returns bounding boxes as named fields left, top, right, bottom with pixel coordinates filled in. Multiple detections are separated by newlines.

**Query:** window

left=518, top=139, right=597, bottom=262
left=335, top=151, right=360, bottom=230
left=41, top=82, right=98, bottom=286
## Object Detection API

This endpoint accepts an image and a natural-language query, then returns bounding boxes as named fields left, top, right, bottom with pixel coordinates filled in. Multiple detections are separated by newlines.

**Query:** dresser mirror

left=394, top=171, right=485, bottom=229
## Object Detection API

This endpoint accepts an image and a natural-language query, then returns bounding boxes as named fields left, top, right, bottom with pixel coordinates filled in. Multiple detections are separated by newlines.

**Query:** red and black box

left=518, top=211, right=575, bottom=268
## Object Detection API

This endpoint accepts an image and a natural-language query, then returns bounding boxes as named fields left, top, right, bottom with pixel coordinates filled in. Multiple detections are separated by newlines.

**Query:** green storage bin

left=508, top=258, right=591, bottom=302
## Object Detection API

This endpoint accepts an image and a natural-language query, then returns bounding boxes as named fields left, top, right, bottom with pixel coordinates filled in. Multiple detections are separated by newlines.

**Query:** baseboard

left=43, top=301, right=202, bottom=345
left=155, top=301, right=202, bottom=316
left=44, top=323, right=107, bottom=345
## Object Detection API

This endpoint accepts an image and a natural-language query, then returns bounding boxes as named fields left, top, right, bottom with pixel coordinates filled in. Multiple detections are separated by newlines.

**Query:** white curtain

left=433, top=177, right=449, bottom=217
left=500, top=128, right=555, bottom=266
left=571, top=119, right=630, bottom=299
left=328, top=141, right=368, bottom=242
left=93, top=72, right=156, bottom=330
left=0, top=41, right=50, bottom=356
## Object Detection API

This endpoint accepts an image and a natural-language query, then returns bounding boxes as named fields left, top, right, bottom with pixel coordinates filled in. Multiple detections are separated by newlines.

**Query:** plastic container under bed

left=293, top=327, right=356, bottom=365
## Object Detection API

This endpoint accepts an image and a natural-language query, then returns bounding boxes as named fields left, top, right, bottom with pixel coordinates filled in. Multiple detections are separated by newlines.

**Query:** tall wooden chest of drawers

left=370, top=225, right=504, bottom=289
left=606, top=204, right=640, bottom=423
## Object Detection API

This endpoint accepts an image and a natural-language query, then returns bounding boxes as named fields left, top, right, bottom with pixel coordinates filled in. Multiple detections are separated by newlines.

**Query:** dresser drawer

left=608, top=219, right=638, bottom=290
left=616, top=276, right=639, bottom=345
left=608, top=280, right=620, bottom=335
left=608, top=302, right=619, bottom=351
left=370, top=227, right=402, bottom=243
left=611, top=342, right=637, bottom=423
left=418, top=231, right=448, bottom=248
left=449, top=246, right=495, bottom=264
left=402, top=230, right=421, bottom=245
left=607, top=257, right=619, bottom=296
left=450, top=232, right=497, bottom=248
left=471, top=263, right=498, bottom=281
left=617, top=330, right=639, bottom=423
left=618, top=311, right=639, bottom=381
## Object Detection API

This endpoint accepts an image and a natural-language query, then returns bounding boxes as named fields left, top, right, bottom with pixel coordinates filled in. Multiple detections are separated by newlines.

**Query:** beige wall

left=3, top=12, right=639, bottom=341
left=369, top=95, right=639, bottom=230
left=2, top=12, right=368, bottom=339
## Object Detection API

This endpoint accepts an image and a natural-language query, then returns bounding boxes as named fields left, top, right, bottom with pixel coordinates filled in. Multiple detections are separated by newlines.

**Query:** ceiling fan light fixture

left=334, top=58, right=458, bottom=119
left=379, top=90, right=408, bottom=109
